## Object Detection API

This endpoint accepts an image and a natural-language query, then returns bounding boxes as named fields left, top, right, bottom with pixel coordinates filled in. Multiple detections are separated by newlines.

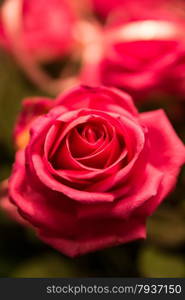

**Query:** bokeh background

left=0, top=0, right=185, bottom=277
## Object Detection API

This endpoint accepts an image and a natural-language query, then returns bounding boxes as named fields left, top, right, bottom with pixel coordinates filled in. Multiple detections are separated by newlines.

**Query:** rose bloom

left=7, top=86, right=185, bottom=257
left=0, top=0, right=76, bottom=61
left=81, top=0, right=185, bottom=100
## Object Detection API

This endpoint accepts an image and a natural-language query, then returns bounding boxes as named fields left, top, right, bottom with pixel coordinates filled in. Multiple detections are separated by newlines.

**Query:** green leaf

left=11, top=253, right=87, bottom=278
left=138, top=246, right=185, bottom=277
left=147, top=206, right=185, bottom=248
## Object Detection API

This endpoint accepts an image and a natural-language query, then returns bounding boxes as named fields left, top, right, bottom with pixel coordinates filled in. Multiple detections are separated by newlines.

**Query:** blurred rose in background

left=81, top=0, right=185, bottom=102
left=0, top=0, right=76, bottom=61
left=0, top=0, right=80, bottom=93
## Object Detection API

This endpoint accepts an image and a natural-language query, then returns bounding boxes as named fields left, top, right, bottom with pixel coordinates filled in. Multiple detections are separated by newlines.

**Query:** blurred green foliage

left=0, top=50, right=45, bottom=181
left=138, top=246, right=185, bottom=277
left=11, top=254, right=88, bottom=278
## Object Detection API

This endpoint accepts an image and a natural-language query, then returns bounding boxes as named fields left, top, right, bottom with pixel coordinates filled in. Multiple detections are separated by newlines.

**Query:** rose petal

left=38, top=216, right=146, bottom=257
left=14, top=97, right=53, bottom=149
left=56, top=85, right=138, bottom=117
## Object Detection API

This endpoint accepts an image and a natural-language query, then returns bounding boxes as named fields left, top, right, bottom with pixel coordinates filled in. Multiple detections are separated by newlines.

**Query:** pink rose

left=0, top=0, right=76, bottom=61
left=81, top=1, right=185, bottom=100
left=8, top=86, right=185, bottom=257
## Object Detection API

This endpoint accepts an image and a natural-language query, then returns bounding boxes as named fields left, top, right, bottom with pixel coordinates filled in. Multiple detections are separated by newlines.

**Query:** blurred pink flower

left=0, top=0, right=77, bottom=61
left=0, top=0, right=79, bottom=94
left=13, top=97, right=53, bottom=149
left=0, top=180, right=28, bottom=225
left=81, top=0, right=185, bottom=100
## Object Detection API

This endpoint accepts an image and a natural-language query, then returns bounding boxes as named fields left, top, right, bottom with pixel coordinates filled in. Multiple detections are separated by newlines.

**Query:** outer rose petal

left=56, top=85, right=138, bottom=117
left=81, top=0, right=185, bottom=100
left=140, top=109, right=185, bottom=215
left=77, top=164, right=163, bottom=220
left=0, top=180, right=28, bottom=225
left=14, top=97, right=53, bottom=149
left=9, top=151, right=78, bottom=235
left=38, top=217, right=146, bottom=257
left=9, top=150, right=146, bottom=257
